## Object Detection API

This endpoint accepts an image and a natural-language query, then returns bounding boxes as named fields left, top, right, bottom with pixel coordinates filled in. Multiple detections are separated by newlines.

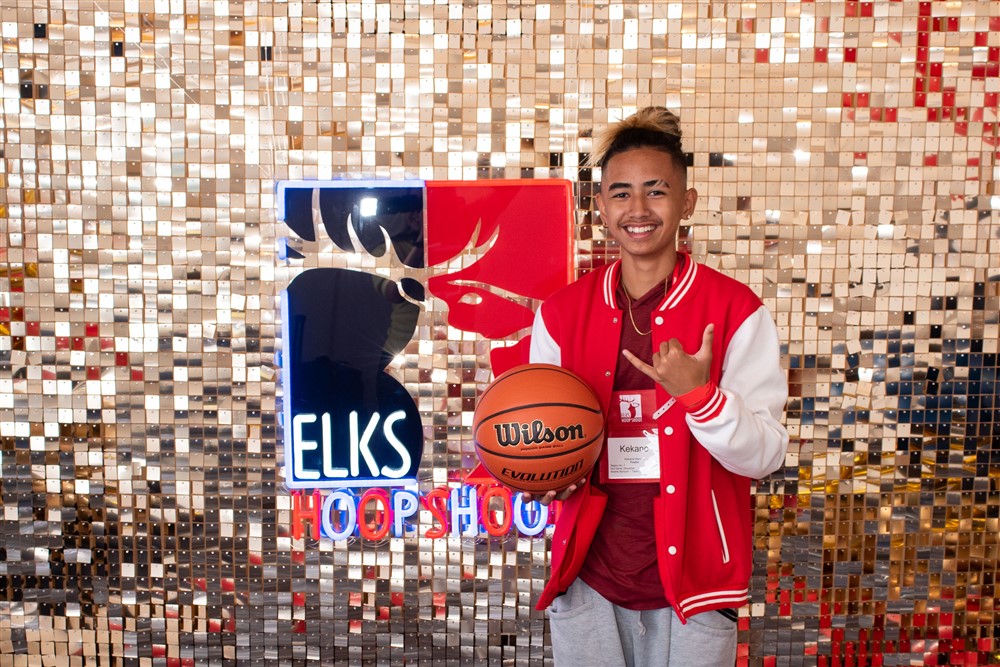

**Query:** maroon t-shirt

left=578, top=277, right=670, bottom=610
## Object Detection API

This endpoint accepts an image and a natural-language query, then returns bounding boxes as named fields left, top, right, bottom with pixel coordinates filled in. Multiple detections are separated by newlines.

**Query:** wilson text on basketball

left=493, top=420, right=585, bottom=446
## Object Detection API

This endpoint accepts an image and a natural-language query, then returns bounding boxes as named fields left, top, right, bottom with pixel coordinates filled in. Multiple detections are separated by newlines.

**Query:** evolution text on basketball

left=501, top=459, right=584, bottom=484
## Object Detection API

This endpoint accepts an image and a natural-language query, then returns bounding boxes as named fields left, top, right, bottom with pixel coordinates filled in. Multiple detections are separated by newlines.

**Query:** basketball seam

left=478, top=365, right=598, bottom=404
left=477, top=402, right=603, bottom=424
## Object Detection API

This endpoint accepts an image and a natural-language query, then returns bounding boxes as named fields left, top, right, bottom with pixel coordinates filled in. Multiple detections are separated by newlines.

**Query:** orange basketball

left=473, top=363, right=605, bottom=494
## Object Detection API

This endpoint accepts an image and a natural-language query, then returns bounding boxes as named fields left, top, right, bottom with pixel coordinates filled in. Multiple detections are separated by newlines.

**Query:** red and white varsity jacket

left=529, top=255, right=788, bottom=622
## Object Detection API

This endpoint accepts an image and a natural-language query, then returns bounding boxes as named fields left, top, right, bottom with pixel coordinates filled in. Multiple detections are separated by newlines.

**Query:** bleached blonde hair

left=588, top=107, right=687, bottom=175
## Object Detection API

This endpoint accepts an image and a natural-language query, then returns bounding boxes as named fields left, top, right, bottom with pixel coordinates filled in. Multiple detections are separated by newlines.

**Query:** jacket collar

left=601, top=253, right=699, bottom=312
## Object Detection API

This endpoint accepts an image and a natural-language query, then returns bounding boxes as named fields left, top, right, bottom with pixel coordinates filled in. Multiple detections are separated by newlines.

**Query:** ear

left=595, top=191, right=608, bottom=224
left=682, top=188, right=698, bottom=219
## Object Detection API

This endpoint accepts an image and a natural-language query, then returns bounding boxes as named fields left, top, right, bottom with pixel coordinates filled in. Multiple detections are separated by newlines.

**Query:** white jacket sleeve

left=528, top=305, right=561, bottom=365
left=687, top=306, right=789, bottom=479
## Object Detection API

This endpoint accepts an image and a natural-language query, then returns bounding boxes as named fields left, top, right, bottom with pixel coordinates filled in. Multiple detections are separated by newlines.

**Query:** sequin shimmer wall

left=1, top=0, right=999, bottom=665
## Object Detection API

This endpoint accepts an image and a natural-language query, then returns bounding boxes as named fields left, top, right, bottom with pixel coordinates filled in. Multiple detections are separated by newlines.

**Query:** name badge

left=607, top=430, right=660, bottom=482
left=603, top=390, right=664, bottom=483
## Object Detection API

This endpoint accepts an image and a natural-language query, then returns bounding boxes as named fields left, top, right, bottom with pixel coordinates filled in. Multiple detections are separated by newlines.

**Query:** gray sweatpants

left=547, top=579, right=737, bottom=667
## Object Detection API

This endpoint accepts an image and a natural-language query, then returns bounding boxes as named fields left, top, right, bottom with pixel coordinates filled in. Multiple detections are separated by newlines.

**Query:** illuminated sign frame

left=277, top=178, right=575, bottom=538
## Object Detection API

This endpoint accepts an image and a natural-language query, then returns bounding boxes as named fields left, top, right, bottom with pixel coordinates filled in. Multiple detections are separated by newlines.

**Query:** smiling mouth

left=623, top=223, right=657, bottom=234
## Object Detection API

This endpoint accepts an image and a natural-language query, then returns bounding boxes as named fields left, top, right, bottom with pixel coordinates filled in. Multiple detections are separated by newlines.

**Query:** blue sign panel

left=280, top=181, right=426, bottom=488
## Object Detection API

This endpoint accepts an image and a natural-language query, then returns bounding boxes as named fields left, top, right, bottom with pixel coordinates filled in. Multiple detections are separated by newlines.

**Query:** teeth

left=625, top=224, right=655, bottom=233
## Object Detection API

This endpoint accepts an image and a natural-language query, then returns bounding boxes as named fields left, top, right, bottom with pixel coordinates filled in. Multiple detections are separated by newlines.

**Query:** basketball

left=473, top=363, right=605, bottom=494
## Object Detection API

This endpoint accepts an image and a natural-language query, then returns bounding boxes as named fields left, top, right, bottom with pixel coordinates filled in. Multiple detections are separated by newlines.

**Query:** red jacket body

left=529, top=255, right=789, bottom=622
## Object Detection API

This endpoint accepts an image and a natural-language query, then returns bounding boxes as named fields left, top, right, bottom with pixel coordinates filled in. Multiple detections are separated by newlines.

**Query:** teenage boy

left=526, top=107, right=789, bottom=666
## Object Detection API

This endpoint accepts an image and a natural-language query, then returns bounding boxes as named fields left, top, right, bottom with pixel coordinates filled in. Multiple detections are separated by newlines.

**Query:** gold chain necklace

left=622, top=285, right=652, bottom=336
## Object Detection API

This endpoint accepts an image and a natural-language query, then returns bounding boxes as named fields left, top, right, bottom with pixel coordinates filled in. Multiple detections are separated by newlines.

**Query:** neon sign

left=277, top=179, right=574, bottom=537
left=289, top=484, right=559, bottom=541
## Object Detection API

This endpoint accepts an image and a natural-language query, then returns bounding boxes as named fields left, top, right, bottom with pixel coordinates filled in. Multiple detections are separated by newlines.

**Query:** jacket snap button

left=613, top=317, right=618, bottom=323
left=654, top=316, right=664, bottom=325
left=668, top=546, right=677, bottom=555
left=663, top=426, right=673, bottom=436
left=666, top=485, right=676, bottom=494
left=605, top=370, right=611, bottom=377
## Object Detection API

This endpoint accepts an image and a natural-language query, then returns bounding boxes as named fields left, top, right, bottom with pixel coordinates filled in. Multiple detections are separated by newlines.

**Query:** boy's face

left=596, top=147, right=698, bottom=264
